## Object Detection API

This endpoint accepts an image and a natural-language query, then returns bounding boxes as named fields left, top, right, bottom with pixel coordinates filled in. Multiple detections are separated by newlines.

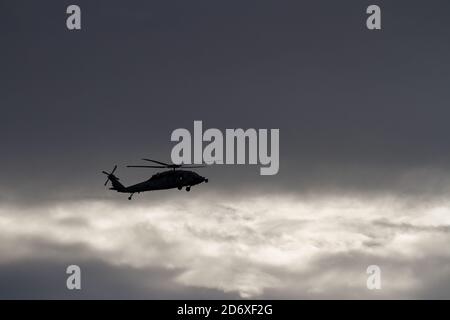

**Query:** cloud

left=1, top=192, right=450, bottom=298
left=3, top=1, right=450, bottom=204
left=2, top=0, right=450, bottom=299
left=0, top=257, right=238, bottom=299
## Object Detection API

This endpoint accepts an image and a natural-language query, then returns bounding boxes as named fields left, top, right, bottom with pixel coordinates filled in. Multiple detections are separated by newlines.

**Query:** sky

left=1, top=0, right=450, bottom=299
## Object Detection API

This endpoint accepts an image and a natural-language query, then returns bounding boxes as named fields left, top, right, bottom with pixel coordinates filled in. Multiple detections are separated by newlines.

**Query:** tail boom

left=108, top=175, right=127, bottom=192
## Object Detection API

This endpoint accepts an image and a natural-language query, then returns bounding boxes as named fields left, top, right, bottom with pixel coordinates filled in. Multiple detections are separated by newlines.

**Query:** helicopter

left=102, top=158, right=208, bottom=200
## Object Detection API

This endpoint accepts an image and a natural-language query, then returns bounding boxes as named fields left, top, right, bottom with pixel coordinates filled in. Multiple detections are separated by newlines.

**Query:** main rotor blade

left=142, top=158, right=171, bottom=166
left=127, top=165, right=166, bottom=168
left=180, top=165, right=207, bottom=168
left=102, top=171, right=109, bottom=175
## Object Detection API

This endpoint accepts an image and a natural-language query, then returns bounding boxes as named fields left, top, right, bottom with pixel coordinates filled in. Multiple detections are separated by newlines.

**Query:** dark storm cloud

left=1, top=0, right=450, bottom=203
left=2, top=0, right=450, bottom=300
left=0, top=254, right=237, bottom=299
left=261, top=250, right=450, bottom=299
left=0, top=233, right=237, bottom=299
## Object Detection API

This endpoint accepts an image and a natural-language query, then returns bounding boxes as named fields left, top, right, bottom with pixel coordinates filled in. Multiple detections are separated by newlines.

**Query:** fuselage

left=123, top=170, right=207, bottom=193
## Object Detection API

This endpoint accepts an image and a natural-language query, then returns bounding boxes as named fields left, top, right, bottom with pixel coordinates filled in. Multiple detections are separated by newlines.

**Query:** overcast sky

left=1, top=0, right=450, bottom=299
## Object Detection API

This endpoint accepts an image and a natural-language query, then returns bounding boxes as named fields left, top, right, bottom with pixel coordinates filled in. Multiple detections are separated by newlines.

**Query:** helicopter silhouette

left=102, top=158, right=208, bottom=200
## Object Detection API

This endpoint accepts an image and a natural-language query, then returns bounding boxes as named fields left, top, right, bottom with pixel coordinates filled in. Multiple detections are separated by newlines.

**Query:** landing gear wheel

left=128, top=193, right=134, bottom=200
left=186, top=186, right=191, bottom=192
left=178, top=186, right=182, bottom=190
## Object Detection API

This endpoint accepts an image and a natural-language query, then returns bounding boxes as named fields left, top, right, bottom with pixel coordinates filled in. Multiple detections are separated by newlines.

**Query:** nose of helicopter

left=192, top=175, right=208, bottom=185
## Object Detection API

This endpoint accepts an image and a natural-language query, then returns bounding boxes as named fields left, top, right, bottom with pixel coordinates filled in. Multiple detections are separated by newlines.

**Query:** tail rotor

left=102, top=165, right=118, bottom=186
